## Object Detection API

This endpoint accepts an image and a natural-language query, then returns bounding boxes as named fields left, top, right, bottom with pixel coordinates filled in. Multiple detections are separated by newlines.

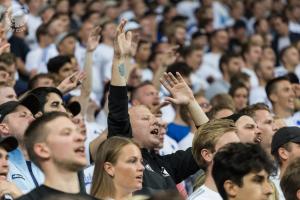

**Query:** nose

left=0, top=158, right=9, bottom=170
left=264, top=180, right=273, bottom=196
left=138, top=161, right=145, bottom=172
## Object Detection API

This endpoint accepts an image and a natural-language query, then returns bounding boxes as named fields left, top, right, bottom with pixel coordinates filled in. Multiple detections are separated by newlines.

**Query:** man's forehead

left=129, top=105, right=152, bottom=115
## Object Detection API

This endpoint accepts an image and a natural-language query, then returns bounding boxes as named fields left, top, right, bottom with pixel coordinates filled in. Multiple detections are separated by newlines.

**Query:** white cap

left=124, top=21, right=141, bottom=32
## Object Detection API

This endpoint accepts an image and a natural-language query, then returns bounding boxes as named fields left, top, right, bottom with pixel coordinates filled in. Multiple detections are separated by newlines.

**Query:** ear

left=34, top=111, right=43, bottom=119
left=278, top=147, right=289, bottom=162
left=269, top=93, right=278, bottom=103
left=224, top=180, right=238, bottom=198
left=0, top=123, right=10, bottom=136
left=200, top=148, right=213, bottom=163
left=296, top=189, right=300, bottom=200
left=33, top=143, right=50, bottom=160
left=104, top=162, right=115, bottom=177
left=131, top=99, right=140, bottom=106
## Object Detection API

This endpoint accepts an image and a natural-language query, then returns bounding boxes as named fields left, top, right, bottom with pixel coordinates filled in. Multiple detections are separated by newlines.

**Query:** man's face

left=283, top=47, right=300, bottom=67
left=43, top=93, right=67, bottom=113
left=254, top=110, right=277, bottom=152
left=258, top=60, right=274, bottom=82
left=273, top=18, right=287, bottom=35
left=5, top=106, right=34, bottom=141
left=215, top=30, right=229, bottom=51
left=58, top=62, right=75, bottom=81
left=272, top=80, right=295, bottom=111
left=44, top=116, right=87, bottom=171
left=0, top=87, right=17, bottom=105
left=0, top=63, right=16, bottom=87
left=59, top=37, right=76, bottom=55
left=174, top=27, right=186, bottom=46
left=247, top=46, right=262, bottom=65
left=102, top=23, right=117, bottom=41
left=134, top=85, right=160, bottom=111
left=79, top=22, right=94, bottom=42
left=187, top=50, right=203, bottom=70
left=227, top=57, right=242, bottom=77
left=233, top=170, right=272, bottom=200
left=283, top=142, right=300, bottom=164
left=136, top=42, right=151, bottom=63
left=232, top=87, right=248, bottom=111
left=129, top=106, right=160, bottom=149
left=235, top=116, right=261, bottom=143
left=0, top=147, right=9, bottom=180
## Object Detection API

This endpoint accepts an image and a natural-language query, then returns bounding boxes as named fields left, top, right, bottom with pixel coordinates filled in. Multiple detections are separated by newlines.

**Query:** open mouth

left=150, top=129, right=159, bottom=136
left=0, top=172, right=7, bottom=180
left=74, top=146, right=85, bottom=156
left=136, top=175, right=143, bottom=182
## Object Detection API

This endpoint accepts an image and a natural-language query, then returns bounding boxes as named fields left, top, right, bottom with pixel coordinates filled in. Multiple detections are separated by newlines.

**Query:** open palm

left=114, top=19, right=132, bottom=57
left=160, top=72, right=194, bottom=105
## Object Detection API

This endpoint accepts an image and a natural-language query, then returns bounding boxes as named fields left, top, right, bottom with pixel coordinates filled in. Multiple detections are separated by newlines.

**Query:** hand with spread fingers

left=114, top=19, right=132, bottom=58
left=0, top=180, right=22, bottom=199
left=87, top=26, right=101, bottom=52
left=160, top=72, right=195, bottom=105
left=57, top=71, right=86, bottom=94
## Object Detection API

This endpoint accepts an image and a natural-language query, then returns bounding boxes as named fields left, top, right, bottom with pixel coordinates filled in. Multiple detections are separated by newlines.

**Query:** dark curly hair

left=212, top=143, right=276, bottom=200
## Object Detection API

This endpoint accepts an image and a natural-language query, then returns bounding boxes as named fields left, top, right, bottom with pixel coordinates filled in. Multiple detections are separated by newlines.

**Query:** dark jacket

left=107, top=85, right=199, bottom=195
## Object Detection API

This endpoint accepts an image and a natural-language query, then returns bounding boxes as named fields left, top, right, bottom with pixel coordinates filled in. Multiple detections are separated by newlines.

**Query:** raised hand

left=114, top=19, right=132, bottom=58
left=57, top=71, right=86, bottom=94
left=86, top=26, right=101, bottom=52
left=160, top=72, right=194, bottom=105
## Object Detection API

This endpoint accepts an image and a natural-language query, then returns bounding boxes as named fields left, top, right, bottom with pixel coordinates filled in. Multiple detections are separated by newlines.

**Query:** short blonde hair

left=192, top=119, right=236, bottom=168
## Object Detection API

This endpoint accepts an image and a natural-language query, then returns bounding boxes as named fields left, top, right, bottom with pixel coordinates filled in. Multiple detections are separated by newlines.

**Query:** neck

left=174, top=113, right=189, bottom=126
left=135, top=60, right=147, bottom=69
left=245, top=60, right=254, bottom=69
left=279, top=164, right=287, bottom=179
left=114, top=184, right=132, bottom=200
left=18, top=142, right=30, bottom=160
left=204, top=167, right=218, bottom=192
left=273, top=105, right=293, bottom=118
left=223, top=73, right=230, bottom=83
left=284, top=63, right=297, bottom=72
left=103, top=38, right=113, bottom=46
left=44, top=166, right=80, bottom=193
left=258, top=78, right=267, bottom=87
left=211, top=47, right=223, bottom=54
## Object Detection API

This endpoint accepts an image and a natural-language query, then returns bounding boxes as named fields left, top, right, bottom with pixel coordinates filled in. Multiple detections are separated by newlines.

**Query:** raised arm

left=160, top=72, right=209, bottom=127
left=78, top=26, right=101, bottom=115
left=108, top=19, right=134, bottom=138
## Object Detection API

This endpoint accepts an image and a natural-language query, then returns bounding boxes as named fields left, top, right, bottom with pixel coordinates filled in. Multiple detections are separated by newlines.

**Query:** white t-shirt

left=92, top=43, right=114, bottom=101
left=202, top=52, right=222, bottom=78
left=242, top=67, right=259, bottom=88
left=249, top=86, right=272, bottom=109
left=284, top=111, right=300, bottom=127
left=188, top=185, right=222, bottom=200
left=159, top=134, right=179, bottom=156
left=25, top=46, right=48, bottom=73
left=178, top=132, right=194, bottom=151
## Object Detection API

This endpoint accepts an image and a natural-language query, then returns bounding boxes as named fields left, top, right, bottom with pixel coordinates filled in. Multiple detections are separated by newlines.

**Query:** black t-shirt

left=16, top=185, right=98, bottom=200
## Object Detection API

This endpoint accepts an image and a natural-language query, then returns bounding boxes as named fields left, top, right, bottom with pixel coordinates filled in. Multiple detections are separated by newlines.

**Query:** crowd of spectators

left=0, top=0, right=300, bottom=199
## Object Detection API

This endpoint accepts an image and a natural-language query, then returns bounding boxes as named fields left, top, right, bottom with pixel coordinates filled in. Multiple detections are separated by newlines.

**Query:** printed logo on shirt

left=11, top=174, right=25, bottom=180
left=161, top=167, right=170, bottom=177
left=145, top=164, right=154, bottom=172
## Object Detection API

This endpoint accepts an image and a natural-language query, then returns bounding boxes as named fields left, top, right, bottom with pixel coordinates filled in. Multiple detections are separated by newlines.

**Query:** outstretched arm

left=160, top=72, right=209, bottom=127
left=79, top=26, right=101, bottom=115
left=108, top=19, right=133, bottom=138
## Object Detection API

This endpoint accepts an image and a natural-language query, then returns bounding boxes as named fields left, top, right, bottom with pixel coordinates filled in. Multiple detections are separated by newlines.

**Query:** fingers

left=116, top=19, right=127, bottom=36
left=164, top=97, right=177, bottom=104
left=168, top=72, right=179, bottom=84
left=176, top=72, right=184, bottom=83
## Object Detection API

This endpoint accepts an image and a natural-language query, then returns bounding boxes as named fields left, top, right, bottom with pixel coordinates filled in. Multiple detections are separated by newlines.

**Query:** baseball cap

left=124, top=21, right=141, bottom=32
left=0, top=136, right=18, bottom=152
left=0, top=94, right=40, bottom=122
left=271, top=126, right=300, bottom=154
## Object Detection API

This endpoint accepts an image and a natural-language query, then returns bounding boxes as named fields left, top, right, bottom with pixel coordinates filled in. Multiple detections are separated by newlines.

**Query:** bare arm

left=78, top=26, right=101, bottom=115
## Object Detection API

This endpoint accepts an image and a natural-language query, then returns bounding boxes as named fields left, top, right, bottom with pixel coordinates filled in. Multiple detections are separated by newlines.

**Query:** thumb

left=164, top=97, right=178, bottom=105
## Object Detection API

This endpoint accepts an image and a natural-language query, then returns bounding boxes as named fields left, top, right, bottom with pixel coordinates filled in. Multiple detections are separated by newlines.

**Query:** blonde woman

left=91, top=137, right=144, bottom=200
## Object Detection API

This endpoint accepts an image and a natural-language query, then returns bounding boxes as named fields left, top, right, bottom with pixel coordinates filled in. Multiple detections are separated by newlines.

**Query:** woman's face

left=233, top=87, right=248, bottom=111
left=111, top=144, right=144, bottom=193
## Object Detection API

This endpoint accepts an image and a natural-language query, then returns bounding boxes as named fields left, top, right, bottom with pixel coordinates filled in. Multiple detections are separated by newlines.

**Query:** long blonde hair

left=90, top=136, right=140, bottom=199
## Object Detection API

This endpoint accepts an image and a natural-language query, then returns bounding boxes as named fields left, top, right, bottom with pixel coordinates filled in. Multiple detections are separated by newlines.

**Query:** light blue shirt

left=7, top=148, right=44, bottom=194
